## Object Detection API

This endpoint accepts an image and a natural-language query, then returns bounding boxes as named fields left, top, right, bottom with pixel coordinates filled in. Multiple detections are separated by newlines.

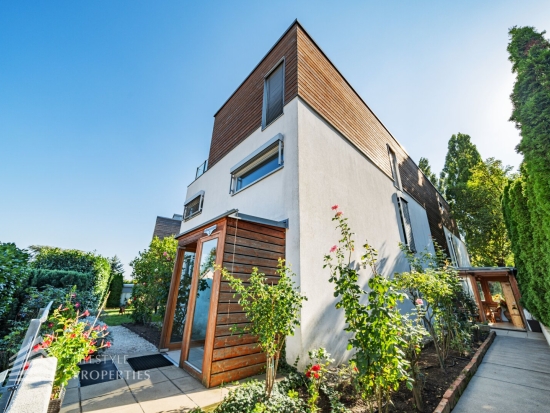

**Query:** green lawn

left=99, top=308, right=163, bottom=326
left=100, top=307, right=134, bottom=326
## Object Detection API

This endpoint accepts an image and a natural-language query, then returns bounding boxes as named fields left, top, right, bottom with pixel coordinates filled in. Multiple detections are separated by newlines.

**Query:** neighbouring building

left=159, top=20, right=469, bottom=387
left=153, top=214, right=183, bottom=239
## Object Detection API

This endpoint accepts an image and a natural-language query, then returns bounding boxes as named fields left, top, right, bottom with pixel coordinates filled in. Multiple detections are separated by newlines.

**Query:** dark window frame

left=183, top=191, right=205, bottom=221
left=262, top=59, right=285, bottom=129
left=397, top=196, right=416, bottom=253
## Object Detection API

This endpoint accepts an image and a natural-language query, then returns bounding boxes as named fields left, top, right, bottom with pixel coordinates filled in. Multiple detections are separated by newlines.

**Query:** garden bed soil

left=322, top=331, right=490, bottom=413
left=121, top=322, right=161, bottom=347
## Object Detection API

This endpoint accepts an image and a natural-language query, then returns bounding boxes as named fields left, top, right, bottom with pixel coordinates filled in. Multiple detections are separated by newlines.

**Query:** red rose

left=105, top=341, right=112, bottom=348
left=331, top=205, right=339, bottom=210
left=305, top=370, right=311, bottom=378
left=84, top=356, right=91, bottom=362
left=314, top=372, right=319, bottom=379
left=353, top=366, right=358, bottom=372
left=32, top=344, right=41, bottom=351
left=311, top=364, right=321, bottom=372
left=24, top=362, right=30, bottom=370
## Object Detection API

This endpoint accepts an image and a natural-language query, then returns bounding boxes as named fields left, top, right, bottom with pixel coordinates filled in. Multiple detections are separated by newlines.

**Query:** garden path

left=453, top=329, right=550, bottom=412
left=60, top=325, right=230, bottom=413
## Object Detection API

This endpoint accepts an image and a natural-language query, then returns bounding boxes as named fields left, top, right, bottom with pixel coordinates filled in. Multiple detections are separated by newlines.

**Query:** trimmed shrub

left=29, top=268, right=94, bottom=291
left=106, top=273, right=124, bottom=307
left=31, top=247, right=111, bottom=307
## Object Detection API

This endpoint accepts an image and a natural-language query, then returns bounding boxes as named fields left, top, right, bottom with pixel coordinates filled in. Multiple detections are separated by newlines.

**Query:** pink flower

left=105, top=341, right=112, bottom=348
left=330, top=245, right=338, bottom=253
left=415, top=299, right=424, bottom=306
left=331, top=205, right=339, bottom=210
left=102, top=325, right=108, bottom=331
left=335, top=211, right=343, bottom=217
left=82, top=310, right=90, bottom=317
left=71, top=293, right=76, bottom=298
left=75, top=303, right=80, bottom=308
left=48, top=323, right=53, bottom=328
left=163, top=252, right=168, bottom=256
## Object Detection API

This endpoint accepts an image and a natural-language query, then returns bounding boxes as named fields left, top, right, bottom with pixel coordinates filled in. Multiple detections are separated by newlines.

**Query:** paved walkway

left=453, top=329, right=550, bottom=413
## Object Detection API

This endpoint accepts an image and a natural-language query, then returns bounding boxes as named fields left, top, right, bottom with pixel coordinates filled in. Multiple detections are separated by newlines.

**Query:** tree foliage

left=31, top=246, right=111, bottom=306
left=437, top=134, right=513, bottom=266
left=106, top=256, right=125, bottom=307
left=0, top=243, right=29, bottom=321
left=130, top=236, right=177, bottom=324
left=221, top=260, right=306, bottom=398
left=503, top=25, right=550, bottom=325
left=418, top=157, right=442, bottom=192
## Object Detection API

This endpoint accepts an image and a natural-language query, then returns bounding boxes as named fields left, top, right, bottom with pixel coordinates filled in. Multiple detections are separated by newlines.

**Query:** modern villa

left=159, top=20, right=470, bottom=388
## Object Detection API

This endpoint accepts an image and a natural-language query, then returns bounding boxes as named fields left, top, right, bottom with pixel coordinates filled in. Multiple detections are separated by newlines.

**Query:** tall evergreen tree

left=418, top=157, right=442, bottom=192
left=503, top=26, right=550, bottom=325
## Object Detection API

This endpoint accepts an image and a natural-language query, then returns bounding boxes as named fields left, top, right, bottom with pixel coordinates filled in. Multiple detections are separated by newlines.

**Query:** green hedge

left=0, top=243, right=29, bottom=321
left=32, top=247, right=111, bottom=308
left=29, top=268, right=94, bottom=291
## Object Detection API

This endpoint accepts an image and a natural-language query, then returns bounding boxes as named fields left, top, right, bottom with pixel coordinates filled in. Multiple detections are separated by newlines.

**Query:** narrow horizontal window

left=230, top=136, right=284, bottom=194
left=183, top=191, right=204, bottom=221
left=398, top=197, right=416, bottom=253
left=263, top=62, right=284, bottom=128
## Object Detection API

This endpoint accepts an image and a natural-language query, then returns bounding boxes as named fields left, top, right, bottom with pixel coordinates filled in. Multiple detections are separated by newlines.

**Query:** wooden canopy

left=159, top=213, right=286, bottom=387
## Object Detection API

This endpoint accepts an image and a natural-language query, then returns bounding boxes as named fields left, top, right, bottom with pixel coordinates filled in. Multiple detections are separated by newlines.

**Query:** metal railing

left=195, top=160, right=208, bottom=179
left=0, top=301, right=53, bottom=412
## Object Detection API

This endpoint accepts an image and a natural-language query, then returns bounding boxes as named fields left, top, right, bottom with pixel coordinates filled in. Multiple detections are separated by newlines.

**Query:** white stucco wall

left=289, top=98, right=435, bottom=366
left=181, top=97, right=301, bottom=279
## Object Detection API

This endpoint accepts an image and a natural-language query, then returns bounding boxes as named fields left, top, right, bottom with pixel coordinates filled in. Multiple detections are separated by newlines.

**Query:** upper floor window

left=230, top=134, right=284, bottom=194
left=388, top=146, right=402, bottom=189
left=397, top=197, right=416, bottom=253
left=183, top=191, right=204, bottom=221
left=262, top=61, right=285, bottom=128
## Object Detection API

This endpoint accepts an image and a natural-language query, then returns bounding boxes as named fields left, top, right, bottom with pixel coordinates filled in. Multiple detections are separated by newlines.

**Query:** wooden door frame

left=159, top=247, right=186, bottom=350
left=179, top=223, right=227, bottom=386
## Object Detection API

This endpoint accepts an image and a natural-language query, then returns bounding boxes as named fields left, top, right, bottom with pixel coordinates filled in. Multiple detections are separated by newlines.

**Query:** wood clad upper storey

left=206, top=20, right=458, bottom=248
left=208, top=25, right=298, bottom=168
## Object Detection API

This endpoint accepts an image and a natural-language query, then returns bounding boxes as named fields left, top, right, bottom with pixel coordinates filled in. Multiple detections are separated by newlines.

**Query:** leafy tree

left=324, top=207, right=410, bottom=413
left=0, top=243, right=29, bottom=321
left=503, top=26, right=550, bottom=325
left=106, top=256, right=125, bottom=307
left=437, top=134, right=513, bottom=266
left=221, top=260, right=306, bottom=398
left=418, top=157, right=442, bottom=192
left=464, top=158, right=514, bottom=266
left=439, top=133, right=482, bottom=204
left=130, top=236, right=177, bottom=324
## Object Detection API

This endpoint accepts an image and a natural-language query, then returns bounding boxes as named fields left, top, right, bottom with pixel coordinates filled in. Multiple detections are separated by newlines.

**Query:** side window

left=388, top=146, right=401, bottom=189
left=230, top=135, right=284, bottom=194
left=183, top=191, right=204, bottom=221
left=397, top=197, right=416, bottom=253
left=262, top=62, right=284, bottom=128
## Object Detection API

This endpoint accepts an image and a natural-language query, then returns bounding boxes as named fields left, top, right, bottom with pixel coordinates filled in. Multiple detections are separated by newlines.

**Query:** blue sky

left=1, top=1, right=549, bottom=275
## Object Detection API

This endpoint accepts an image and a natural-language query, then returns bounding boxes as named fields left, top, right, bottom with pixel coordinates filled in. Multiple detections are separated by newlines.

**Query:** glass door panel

left=170, top=250, right=196, bottom=343
left=185, top=237, right=218, bottom=371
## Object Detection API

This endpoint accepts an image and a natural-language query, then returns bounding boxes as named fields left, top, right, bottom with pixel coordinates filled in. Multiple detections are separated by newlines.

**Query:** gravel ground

left=103, top=325, right=158, bottom=355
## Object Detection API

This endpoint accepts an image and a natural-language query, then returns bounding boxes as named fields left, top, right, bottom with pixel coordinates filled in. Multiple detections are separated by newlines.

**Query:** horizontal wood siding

left=209, top=218, right=285, bottom=386
left=208, top=25, right=299, bottom=169
left=296, top=25, right=457, bottom=248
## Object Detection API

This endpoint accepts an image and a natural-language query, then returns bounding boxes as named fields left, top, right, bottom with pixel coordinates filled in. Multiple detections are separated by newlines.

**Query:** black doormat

left=78, top=360, right=121, bottom=387
left=127, top=354, right=173, bottom=371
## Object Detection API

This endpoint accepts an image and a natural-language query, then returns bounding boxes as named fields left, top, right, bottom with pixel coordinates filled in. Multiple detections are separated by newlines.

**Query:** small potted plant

left=38, top=292, right=110, bottom=413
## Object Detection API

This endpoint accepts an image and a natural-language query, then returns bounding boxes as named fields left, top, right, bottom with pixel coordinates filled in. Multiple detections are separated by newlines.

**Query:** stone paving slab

left=453, top=330, right=550, bottom=413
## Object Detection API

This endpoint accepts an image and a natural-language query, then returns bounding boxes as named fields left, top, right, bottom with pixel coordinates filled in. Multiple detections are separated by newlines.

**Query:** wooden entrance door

left=180, top=233, right=223, bottom=384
